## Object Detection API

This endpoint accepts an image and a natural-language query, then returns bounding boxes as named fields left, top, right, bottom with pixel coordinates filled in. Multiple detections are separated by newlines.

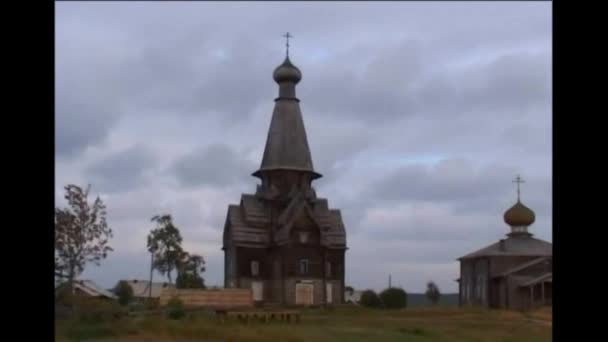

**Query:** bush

left=425, top=281, right=441, bottom=305
left=145, top=299, right=160, bottom=311
left=75, top=298, right=127, bottom=323
left=166, top=296, right=185, bottom=320
left=379, top=287, right=407, bottom=309
left=359, top=290, right=382, bottom=308
left=113, top=281, right=134, bottom=306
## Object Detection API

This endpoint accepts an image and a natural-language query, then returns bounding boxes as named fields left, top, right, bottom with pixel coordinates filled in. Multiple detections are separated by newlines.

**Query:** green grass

left=55, top=306, right=552, bottom=342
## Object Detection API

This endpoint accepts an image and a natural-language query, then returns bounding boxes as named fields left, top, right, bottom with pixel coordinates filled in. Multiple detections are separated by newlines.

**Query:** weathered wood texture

left=159, top=288, right=253, bottom=308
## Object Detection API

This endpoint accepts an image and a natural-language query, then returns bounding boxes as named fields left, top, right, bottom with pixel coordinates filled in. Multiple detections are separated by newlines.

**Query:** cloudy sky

left=55, top=2, right=552, bottom=293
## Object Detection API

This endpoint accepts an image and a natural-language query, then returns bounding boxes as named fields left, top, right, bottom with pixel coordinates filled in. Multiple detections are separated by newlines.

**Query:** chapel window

left=299, top=259, right=309, bottom=274
left=251, top=260, right=259, bottom=276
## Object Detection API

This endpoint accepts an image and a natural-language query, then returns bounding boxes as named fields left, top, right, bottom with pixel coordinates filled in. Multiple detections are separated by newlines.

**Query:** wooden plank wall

left=159, top=288, right=253, bottom=308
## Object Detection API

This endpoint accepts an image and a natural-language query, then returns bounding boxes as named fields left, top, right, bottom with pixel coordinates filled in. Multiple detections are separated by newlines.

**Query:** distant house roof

left=71, top=280, right=117, bottom=299
left=458, top=236, right=552, bottom=260
left=121, top=280, right=175, bottom=298
left=496, top=257, right=551, bottom=278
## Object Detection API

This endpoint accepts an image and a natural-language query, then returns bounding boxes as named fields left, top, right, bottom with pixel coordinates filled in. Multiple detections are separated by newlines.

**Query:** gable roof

left=458, top=236, right=552, bottom=260
left=496, top=257, right=551, bottom=277
left=224, top=204, right=271, bottom=248
left=72, top=280, right=117, bottom=299
left=121, top=280, right=175, bottom=298
left=223, top=193, right=346, bottom=249
left=519, top=272, right=552, bottom=287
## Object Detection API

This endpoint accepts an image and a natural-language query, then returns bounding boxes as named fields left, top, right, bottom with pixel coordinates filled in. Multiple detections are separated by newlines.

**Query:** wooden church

left=222, top=49, right=347, bottom=305
left=457, top=176, right=552, bottom=310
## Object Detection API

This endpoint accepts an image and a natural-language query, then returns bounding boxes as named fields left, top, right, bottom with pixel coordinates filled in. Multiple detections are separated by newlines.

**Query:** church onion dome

left=503, top=200, right=536, bottom=227
left=273, top=56, right=302, bottom=84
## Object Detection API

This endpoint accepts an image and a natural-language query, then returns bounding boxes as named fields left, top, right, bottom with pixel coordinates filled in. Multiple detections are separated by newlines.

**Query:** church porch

left=519, top=273, right=552, bottom=310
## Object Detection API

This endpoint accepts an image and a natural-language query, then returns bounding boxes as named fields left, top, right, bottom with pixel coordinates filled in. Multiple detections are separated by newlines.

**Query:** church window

left=299, top=259, right=309, bottom=274
left=299, top=232, right=310, bottom=244
left=251, top=260, right=259, bottom=276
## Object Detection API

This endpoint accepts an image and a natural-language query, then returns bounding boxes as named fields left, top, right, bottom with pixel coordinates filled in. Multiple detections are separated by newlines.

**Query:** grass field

left=55, top=306, right=552, bottom=342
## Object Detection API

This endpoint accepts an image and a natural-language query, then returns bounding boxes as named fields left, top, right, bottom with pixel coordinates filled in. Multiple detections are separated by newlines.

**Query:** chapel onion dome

left=273, top=56, right=302, bottom=84
left=503, top=200, right=536, bottom=227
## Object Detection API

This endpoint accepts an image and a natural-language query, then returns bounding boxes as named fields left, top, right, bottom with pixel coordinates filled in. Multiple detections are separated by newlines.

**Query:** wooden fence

left=159, top=288, right=253, bottom=308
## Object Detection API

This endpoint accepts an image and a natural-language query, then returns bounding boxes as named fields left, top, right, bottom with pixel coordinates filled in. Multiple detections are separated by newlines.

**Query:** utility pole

left=149, top=252, right=154, bottom=299
left=389, top=274, right=392, bottom=288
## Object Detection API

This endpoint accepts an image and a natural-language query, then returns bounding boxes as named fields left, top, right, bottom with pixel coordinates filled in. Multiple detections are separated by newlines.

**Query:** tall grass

left=55, top=306, right=552, bottom=342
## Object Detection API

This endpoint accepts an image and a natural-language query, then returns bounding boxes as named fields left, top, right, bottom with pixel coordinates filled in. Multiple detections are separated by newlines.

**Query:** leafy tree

left=147, top=214, right=183, bottom=284
left=345, top=286, right=354, bottom=295
left=379, top=287, right=407, bottom=309
left=359, top=289, right=382, bottom=308
left=55, top=184, right=113, bottom=295
left=113, top=281, right=134, bottom=306
left=425, top=281, right=441, bottom=305
left=176, top=252, right=206, bottom=289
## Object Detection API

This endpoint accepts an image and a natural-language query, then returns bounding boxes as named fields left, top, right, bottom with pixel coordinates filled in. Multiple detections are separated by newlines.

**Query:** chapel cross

left=513, top=175, right=525, bottom=201
left=282, top=32, right=293, bottom=57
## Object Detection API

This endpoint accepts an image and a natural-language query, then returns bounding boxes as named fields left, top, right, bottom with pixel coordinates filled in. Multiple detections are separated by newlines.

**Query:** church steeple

left=253, top=38, right=321, bottom=184
left=503, top=175, right=535, bottom=237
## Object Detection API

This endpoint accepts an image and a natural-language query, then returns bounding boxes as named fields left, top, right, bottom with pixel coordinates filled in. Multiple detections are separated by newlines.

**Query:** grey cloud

left=56, top=2, right=551, bottom=293
left=55, top=92, right=119, bottom=159
left=368, top=158, right=518, bottom=202
left=85, top=145, right=157, bottom=193
left=171, top=144, right=257, bottom=188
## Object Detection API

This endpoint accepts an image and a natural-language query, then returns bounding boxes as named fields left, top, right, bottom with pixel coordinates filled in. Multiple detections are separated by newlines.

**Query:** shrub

left=359, top=290, right=382, bottom=308
left=379, top=287, right=407, bottom=309
left=128, top=301, right=145, bottom=312
left=76, top=298, right=127, bottom=323
left=425, top=281, right=441, bottom=305
left=145, top=299, right=160, bottom=311
left=166, top=296, right=185, bottom=320
left=113, top=281, right=134, bottom=306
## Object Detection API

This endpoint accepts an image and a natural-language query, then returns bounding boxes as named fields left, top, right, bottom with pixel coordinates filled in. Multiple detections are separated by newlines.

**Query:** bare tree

left=147, top=214, right=183, bottom=284
left=54, top=184, right=113, bottom=294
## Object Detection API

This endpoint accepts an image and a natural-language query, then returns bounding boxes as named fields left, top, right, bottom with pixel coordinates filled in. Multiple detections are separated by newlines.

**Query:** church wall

left=270, top=256, right=283, bottom=303
left=472, top=258, right=489, bottom=306
left=325, top=279, right=343, bottom=304
left=499, top=279, right=507, bottom=308
left=326, top=250, right=345, bottom=281
left=506, top=275, right=529, bottom=310
left=282, top=246, right=325, bottom=278
left=460, top=261, right=473, bottom=305
left=236, top=277, right=270, bottom=302
left=236, top=247, right=271, bottom=278
left=224, top=245, right=238, bottom=288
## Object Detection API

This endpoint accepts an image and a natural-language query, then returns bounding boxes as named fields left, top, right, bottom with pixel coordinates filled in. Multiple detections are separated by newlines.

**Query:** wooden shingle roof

left=223, top=193, right=346, bottom=249
left=458, top=236, right=552, bottom=260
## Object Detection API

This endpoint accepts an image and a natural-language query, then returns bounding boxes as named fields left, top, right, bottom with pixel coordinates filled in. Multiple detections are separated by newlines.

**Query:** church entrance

left=295, top=283, right=314, bottom=305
